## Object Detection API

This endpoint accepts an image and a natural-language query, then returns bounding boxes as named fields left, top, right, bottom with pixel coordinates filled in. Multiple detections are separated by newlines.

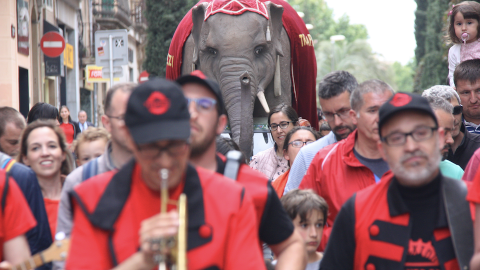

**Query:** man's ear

left=101, top=115, right=111, bottom=132
left=377, top=140, right=387, bottom=161
left=437, top=127, right=445, bottom=151
left=216, top=114, right=228, bottom=135
left=349, top=109, right=358, bottom=125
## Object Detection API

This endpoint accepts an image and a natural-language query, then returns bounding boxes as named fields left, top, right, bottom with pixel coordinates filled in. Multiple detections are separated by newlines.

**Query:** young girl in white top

left=448, top=1, right=480, bottom=86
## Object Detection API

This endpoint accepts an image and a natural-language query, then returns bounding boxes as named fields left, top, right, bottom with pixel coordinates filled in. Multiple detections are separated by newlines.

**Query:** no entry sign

left=40, top=31, right=65, bottom=58
left=138, top=70, right=149, bottom=83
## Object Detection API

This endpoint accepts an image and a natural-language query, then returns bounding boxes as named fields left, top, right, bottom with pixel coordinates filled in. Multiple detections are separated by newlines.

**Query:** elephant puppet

left=167, top=0, right=318, bottom=157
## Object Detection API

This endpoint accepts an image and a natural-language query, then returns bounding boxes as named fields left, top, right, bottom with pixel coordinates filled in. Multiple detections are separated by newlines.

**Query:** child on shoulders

left=447, top=1, right=480, bottom=86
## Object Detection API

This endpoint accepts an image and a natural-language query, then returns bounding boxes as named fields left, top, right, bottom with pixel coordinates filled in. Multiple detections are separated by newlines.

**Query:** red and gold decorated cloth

left=166, top=0, right=319, bottom=129
left=205, top=0, right=269, bottom=20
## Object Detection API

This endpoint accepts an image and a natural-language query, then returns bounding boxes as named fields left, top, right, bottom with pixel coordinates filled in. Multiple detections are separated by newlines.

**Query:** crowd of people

left=4, top=1, right=480, bottom=269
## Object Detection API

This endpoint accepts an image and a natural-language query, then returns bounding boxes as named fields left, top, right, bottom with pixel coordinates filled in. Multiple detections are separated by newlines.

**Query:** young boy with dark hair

left=281, top=189, right=328, bottom=270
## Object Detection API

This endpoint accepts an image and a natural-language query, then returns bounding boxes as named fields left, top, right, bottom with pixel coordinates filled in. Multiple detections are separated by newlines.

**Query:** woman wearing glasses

left=250, top=104, right=299, bottom=181
left=272, top=127, right=319, bottom=198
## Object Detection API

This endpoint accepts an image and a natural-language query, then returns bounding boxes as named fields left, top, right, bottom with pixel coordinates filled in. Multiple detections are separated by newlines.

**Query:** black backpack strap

left=442, top=176, right=474, bottom=269
left=1, top=170, right=9, bottom=213
left=82, top=157, right=99, bottom=182
left=224, top=150, right=243, bottom=181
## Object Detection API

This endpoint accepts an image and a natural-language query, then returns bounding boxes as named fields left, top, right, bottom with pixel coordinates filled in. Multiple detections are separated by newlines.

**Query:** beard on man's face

left=190, top=133, right=216, bottom=158
left=333, top=124, right=356, bottom=141
left=441, top=144, right=451, bottom=161
left=189, top=118, right=219, bottom=159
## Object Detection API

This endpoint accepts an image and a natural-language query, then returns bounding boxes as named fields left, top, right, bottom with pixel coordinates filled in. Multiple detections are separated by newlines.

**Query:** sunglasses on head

left=453, top=105, right=463, bottom=115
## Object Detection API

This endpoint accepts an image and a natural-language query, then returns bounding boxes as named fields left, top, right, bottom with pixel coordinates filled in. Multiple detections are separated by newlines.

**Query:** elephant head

left=189, top=1, right=290, bottom=157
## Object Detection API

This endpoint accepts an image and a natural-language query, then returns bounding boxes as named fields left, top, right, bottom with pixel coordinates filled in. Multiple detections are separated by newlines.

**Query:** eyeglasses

left=322, top=108, right=351, bottom=121
left=453, top=105, right=463, bottom=115
left=136, top=141, right=189, bottom=159
left=269, top=121, right=294, bottom=131
left=106, top=114, right=125, bottom=120
left=186, top=97, right=217, bottom=112
left=381, top=126, right=438, bottom=146
left=288, top=140, right=315, bottom=148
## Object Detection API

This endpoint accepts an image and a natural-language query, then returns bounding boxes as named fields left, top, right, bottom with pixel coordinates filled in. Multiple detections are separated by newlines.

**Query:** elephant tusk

left=274, top=55, right=281, bottom=97
left=257, top=91, right=270, bottom=113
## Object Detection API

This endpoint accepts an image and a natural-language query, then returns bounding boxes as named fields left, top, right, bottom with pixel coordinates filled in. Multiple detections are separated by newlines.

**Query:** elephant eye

left=255, top=47, right=264, bottom=55
left=207, top=48, right=217, bottom=55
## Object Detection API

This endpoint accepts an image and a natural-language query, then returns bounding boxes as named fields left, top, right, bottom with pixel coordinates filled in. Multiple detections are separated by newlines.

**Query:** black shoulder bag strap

left=1, top=170, right=9, bottom=212
left=224, top=150, right=243, bottom=181
left=442, top=177, right=474, bottom=270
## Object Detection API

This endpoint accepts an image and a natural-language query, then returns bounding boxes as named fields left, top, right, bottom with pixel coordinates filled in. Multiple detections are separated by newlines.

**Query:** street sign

left=41, top=31, right=65, bottom=58
left=138, top=70, right=149, bottom=83
left=95, top=29, right=128, bottom=85
left=95, top=30, right=128, bottom=67
left=85, top=65, right=120, bottom=82
left=63, top=43, right=74, bottom=69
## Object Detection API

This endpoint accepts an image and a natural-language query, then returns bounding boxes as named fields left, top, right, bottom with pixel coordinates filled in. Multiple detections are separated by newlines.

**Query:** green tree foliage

left=414, top=0, right=428, bottom=64
left=287, top=0, right=368, bottom=43
left=316, top=40, right=396, bottom=88
left=144, top=0, right=196, bottom=77
left=393, top=60, right=416, bottom=92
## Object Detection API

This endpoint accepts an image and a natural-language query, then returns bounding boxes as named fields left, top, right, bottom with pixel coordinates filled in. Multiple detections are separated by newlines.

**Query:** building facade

left=0, top=0, right=146, bottom=123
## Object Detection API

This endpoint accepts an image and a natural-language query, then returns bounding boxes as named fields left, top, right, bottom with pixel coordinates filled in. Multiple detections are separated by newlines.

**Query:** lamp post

left=330, top=35, right=345, bottom=71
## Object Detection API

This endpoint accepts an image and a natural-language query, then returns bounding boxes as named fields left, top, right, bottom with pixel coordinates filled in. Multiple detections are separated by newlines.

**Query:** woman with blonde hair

left=17, top=120, right=74, bottom=240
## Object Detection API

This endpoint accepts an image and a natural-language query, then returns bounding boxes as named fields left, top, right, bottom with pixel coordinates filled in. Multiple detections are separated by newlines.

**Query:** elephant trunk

left=218, top=58, right=257, bottom=157
left=240, top=72, right=253, bottom=156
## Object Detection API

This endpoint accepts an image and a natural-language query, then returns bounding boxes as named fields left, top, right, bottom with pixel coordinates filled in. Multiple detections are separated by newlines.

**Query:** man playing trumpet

left=65, top=78, right=265, bottom=269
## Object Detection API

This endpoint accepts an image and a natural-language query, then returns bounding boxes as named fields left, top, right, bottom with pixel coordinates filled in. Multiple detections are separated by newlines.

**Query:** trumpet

left=153, top=168, right=187, bottom=270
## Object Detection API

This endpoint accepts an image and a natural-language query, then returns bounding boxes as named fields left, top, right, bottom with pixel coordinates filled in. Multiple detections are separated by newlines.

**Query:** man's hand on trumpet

left=139, top=211, right=180, bottom=262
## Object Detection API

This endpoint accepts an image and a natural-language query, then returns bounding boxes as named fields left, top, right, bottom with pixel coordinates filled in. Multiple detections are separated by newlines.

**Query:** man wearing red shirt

left=176, top=71, right=307, bottom=269
left=300, top=80, right=394, bottom=249
left=321, top=92, right=473, bottom=270
left=0, top=169, right=37, bottom=267
left=66, top=78, right=265, bottom=270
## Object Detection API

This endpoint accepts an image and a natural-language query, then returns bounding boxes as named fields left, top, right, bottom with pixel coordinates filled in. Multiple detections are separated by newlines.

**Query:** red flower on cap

left=144, top=92, right=170, bottom=115
left=191, top=70, right=207, bottom=79
left=204, top=0, right=269, bottom=21
left=390, top=93, right=412, bottom=107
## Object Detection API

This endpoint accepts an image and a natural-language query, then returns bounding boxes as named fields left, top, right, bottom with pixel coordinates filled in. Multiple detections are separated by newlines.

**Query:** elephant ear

left=265, top=1, right=284, bottom=57
left=191, top=2, right=209, bottom=65
left=265, top=2, right=284, bottom=97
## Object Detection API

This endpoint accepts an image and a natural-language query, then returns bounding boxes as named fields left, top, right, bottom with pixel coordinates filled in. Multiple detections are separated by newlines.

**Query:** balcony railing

left=92, top=0, right=132, bottom=29
left=131, top=0, right=147, bottom=29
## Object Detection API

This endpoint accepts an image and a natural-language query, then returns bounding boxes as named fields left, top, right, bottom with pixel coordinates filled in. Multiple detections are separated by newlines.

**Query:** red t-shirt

left=66, top=163, right=264, bottom=270
left=44, top=198, right=59, bottom=241
left=272, top=169, right=289, bottom=198
left=0, top=172, right=37, bottom=257
left=59, top=123, right=74, bottom=144
left=465, top=166, right=479, bottom=220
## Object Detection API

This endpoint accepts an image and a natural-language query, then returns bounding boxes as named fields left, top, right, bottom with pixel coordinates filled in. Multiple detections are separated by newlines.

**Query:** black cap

left=176, top=70, right=226, bottom=115
left=378, top=92, right=438, bottom=137
left=125, top=78, right=190, bottom=144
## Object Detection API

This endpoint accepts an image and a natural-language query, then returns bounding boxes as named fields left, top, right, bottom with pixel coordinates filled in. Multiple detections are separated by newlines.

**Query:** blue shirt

left=8, top=161, right=52, bottom=269
left=284, top=131, right=337, bottom=194
left=464, top=118, right=480, bottom=134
